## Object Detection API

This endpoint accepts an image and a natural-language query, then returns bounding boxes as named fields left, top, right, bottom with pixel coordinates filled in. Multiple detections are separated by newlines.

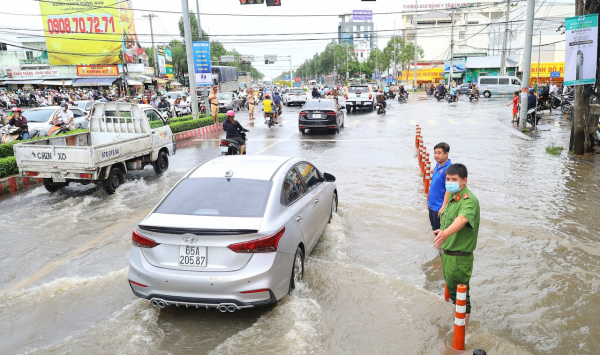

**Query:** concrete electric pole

left=518, top=0, right=535, bottom=131
left=414, top=0, right=418, bottom=90
left=181, top=0, right=199, bottom=119
left=449, top=10, right=454, bottom=87
left=143, top=14, right=158, bottom=77
left=500, top=0, right=510, bottom=76
left=195, top=0, right=209, bottom=117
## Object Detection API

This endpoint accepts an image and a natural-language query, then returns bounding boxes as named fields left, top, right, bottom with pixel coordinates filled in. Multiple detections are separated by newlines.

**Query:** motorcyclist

left=325, top=91, right=334, bottom=99
left=51, top=102, right=74, bottom=132
left=540, top=85, right=551, bottom=111
left=449, top=86, right=457, bottom=102
left=222, top=110, right=248, bottom=155
left=471, top=84, right=479, bottom=97
left=311, top=87, right=320, bottom=99
left=527, top=88, right=537, bottom=110
left=399, top=85, right=408, bottom=99
left=263, top=94, right=274, bottom=124
left=150, top=96, right=158, bottom=108
left=376, top=90, right=386, bottom=112
left=179, top=95, right=190, bottom=115
left=272, top=91, right=282, bottom=124
left=158, top=96, right=171, bottom=109
left=8, top=107, right=29, bottom=140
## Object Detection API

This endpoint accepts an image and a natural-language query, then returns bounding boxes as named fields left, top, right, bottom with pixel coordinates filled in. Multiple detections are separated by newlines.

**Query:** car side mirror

left=340, top=106, right=346, bottom=110
left=323, top=173, right=336, bottom=182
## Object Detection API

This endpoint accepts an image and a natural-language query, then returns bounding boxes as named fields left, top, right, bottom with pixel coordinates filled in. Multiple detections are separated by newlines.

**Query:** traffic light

left=266, top=0, right=281, bottom=5
left=239, top=0, right=264, bottom=4
left=265, top=59, right=269, bottom=64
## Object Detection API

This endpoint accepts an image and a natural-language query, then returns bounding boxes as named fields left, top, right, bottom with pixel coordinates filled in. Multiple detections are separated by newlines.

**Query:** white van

left=477, top=76, right=521, bottom=98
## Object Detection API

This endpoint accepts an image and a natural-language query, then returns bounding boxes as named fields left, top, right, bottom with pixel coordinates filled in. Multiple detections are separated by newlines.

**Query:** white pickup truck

left=345, top=84, right=376, bottom=112
left=14, top=102, right=176, bottom=194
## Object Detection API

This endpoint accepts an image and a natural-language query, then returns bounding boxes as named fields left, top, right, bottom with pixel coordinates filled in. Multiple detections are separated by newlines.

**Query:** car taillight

left=80, top=173, right=92, bottom=178
left=129, top=280, right=147, bottom=287
left=299, top=111, right=307, bottom=116
left=25, top=171, right=38, bottom=176
left=326, top=112, right=336, bottom=116
left=220, top=140, right=228, bottom=146
left=369, top=93, right=372, bottom=100
left=228, top=227, right=285, bottom=253
left=345, top=95, right=348, bottom=100
left=132, top=229, right=159, bottom=248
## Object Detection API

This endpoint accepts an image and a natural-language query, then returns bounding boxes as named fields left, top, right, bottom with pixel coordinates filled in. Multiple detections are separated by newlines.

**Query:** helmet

left=60, top=102, right=68, bottom=108
left=226, top=110, right=235, bottom=117
left=160, top=97, right=166, bottom=101
left=11, top=107, right=22, bottom=112
left=265, top=94, right=270, bottom=98
left=379, top=90, right=383, bottom=93
left=327, top=91, right=331, bottom=94
left=151, top=95, right=156, bottom=99
left=528, top=89, right=534, bottom=94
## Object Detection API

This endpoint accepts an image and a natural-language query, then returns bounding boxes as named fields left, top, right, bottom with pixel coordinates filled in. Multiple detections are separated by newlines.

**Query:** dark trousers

left=428, top=208, right=440, bottom=231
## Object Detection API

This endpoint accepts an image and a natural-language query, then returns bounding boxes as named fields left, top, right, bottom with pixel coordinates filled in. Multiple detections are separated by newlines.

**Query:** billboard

left=564, top=14, right=598, bottom=86
left=39, top=0, right=144, bottom=65
left=76, top=65, right=119, bottom=76
left=192, top=41, right=212, bottom=86
left=353, top=10, right=373, bottom=21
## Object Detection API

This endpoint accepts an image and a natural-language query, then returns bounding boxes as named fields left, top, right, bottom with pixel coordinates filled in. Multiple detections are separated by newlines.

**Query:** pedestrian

left=507, top=91, right=520, bottom=122
left=532, top=81, right=538, bottom=96
left=248, top=88, right=255, bottom=121
left=208, top=86, right=220, bottom=124
left=433, top=163, right=480, bottom=327
left=428, top=142, right=451, bottom=231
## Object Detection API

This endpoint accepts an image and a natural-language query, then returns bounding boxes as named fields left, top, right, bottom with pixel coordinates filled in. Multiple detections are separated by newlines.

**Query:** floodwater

left=1, top=94, right=599, bottom=354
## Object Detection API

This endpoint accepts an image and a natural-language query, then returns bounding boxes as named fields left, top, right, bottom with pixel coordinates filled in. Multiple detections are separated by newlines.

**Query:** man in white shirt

left=550, top=83, right=558, bottom=93
left=180, top=95, right=190, bottom=115
left=53, top=102, right=74, bottom=129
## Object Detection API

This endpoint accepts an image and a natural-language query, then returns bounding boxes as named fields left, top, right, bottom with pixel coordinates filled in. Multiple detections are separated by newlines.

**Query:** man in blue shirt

left=272, top=91, right=282, bottom=125
left=428, top=142, right=452, bottom=230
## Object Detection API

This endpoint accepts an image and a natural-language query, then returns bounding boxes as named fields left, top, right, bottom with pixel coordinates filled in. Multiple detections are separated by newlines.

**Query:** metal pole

left=181, top=0, right=199, bottom=119
left=537, top=31, right=540, bottom=86
left=144, top=14, right=158, bottom=77
left=449, top=10, right=454, bottom=88
left=500, top=0, right=510, bottom=75
left=518, top=0, right=535, bottom=130
left=394, top=21, right=397, bottom=82
left=194, top=0, right=208, bottom=115
left=414, top=0, right=418, bottom=90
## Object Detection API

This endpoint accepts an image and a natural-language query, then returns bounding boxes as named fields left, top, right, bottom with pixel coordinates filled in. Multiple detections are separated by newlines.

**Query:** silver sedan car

left=128, top=155, right=338, bottom=312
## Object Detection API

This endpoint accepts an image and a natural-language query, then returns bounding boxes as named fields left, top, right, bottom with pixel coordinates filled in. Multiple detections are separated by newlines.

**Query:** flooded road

left=1, top=94, right=599, bottom=354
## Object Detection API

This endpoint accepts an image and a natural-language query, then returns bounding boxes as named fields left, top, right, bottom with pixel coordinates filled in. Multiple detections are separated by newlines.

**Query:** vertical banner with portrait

left=564, top=14, right=598, bottom=86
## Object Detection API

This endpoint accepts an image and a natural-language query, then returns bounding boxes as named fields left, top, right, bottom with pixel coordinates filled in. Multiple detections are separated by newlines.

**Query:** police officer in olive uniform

left=433, top=163, right=480, bottom=326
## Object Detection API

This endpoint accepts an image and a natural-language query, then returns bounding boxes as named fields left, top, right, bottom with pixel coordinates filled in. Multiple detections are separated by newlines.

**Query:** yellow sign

left=399, top=68, right=444, bottom=82
left=530, top=62, right=565, bottom=78
left=77, top=65, right=119, bottom=77
left=39, top=0, right=144, bottom=65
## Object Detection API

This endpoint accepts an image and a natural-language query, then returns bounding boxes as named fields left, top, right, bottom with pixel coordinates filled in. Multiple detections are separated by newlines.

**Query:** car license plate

left=179, top=246, right=207, bottom=267
left=52, top=172, right=66, bottom=183
left=312, top=114, right=322, bottom=119
left=220, top=146, right=229, bottom=153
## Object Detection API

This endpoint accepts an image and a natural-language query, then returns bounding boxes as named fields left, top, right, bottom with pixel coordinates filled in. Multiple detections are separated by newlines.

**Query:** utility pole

left=143, top=14, right=158, bottom=77
left=449, top=10, right=454, bottom=88
left=518, top=0, right=535, bottom=130
left=194, top=0, right=209, bottom=116
left=537, top=31, right=541, bottom=86
left=394, top=21, right=397, bottom=83
left=570, top=0, right=589, bottom=154
left=500, top=0, right=510, bottom=75
left=414, top=0, right=418, bottom=90
left=181, top=0, right=199, bottom=119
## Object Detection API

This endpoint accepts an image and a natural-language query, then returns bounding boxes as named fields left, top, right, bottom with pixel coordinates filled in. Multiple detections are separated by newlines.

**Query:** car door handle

left=295, top=215, right=302, bottom=222
left=314, top=199, right=320, bottom=204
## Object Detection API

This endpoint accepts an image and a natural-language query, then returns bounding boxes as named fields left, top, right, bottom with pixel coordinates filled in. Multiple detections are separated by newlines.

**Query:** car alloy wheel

left=289, top=247, right=304, bottom=293
left=329, top=192, right=337, bottom=223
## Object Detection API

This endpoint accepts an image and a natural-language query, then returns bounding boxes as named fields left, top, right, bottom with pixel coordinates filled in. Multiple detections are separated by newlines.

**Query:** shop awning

left=1, top=80, right=44, bottom=85
left=169, top=81, right=182, bottom=86
left=72, top=77, right=118, bottom=87
left=41, top=79, right=73, bottom=86
left=127, top=80, right=143, bottom=86
left=143, top=76, right=167, bottom=84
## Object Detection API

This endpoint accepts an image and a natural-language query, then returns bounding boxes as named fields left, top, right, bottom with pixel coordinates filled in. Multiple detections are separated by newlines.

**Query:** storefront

left=530, top=62, right=565, bottom=84
left=465, top=56, right=519, bottom=83
left=399, top=68, right=444, bottom=85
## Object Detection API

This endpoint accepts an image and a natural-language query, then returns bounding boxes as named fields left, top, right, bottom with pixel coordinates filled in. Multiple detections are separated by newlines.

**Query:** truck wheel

left=483, top=91, right=491, bottom=98
left=153, top=151, right=169, bottom=175
left=43, top=179, right=65, bottom=193
left=104, top=167, right=124, bottom=194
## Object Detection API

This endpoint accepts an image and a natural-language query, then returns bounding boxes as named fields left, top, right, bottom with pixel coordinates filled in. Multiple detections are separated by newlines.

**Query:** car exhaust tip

left=218, top=305, right=228, bottom=313
left=151, top=299, right=159, bottom=307
left=151, top=299, right=166, bottom=308
left=227, top=306, right=236, bottom=313
left=158, top=301, right=166, bottom=308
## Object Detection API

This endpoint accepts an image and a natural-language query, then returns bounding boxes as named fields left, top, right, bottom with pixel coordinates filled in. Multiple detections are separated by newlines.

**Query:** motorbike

left=397, top=93, right=408, bottom=103
left=426, top=89, right=434, bottom=97
left=265, top=111, right=275, bottom=128
left=550, top=92, right=562, bottom=109
left=560, top=94, right=574, bottom=114
left=467, top=90, right=479, bottom=102
left=375, top=102, right=386, bottom=115
left=517, top=104, right=541, bottom=126
left=179, top=104, right=191, bottom=116
left=158, top=107, right=173, bottom=120
left=1, top=124, right=29, bottom=143
left=220, top=131, right=247, bottom=155
left=435, top=90, right=445, bottom=101
left=48, top=122, right=70, bottom=136
left=384, top=91, right=396, bottom=100
left=446, top=93, right=458, bottom=103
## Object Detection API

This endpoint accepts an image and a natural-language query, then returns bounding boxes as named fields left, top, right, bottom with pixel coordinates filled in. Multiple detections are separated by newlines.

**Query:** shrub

left=0, top=156, right=18, bottom=178
left=169, top=117, right=215, bottom=133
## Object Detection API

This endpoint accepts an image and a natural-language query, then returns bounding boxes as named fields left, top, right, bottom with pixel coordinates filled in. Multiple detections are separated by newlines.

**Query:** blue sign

left=192, top=41, right=212, bottom=86
left=295, top=82, right=300, bottom=87
left=285, top=75, right=289, bottom=80
left=353, top=10, right=373, bottom=21
left=550, top=71, right=561, bottom=78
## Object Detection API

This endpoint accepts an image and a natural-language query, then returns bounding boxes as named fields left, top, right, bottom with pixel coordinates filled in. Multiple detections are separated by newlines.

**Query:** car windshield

left=23, top=109, right=53, bottom=123
left=350, top=86, right=368, bottom=92
left=219, top=93, right=233, bottom=100
left=155, top=178, right=272, bottom=217
left=304, top=100, right=334, bottom=110
left=75, top=102, right=88, bottom=109
left=291, top=89, right=304, bottom=94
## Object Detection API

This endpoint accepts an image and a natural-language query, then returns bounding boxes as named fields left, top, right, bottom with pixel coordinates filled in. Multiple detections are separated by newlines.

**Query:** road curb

left=0, top=123, right=223, bottom=196
left=174, top=123, right=223, bottom=142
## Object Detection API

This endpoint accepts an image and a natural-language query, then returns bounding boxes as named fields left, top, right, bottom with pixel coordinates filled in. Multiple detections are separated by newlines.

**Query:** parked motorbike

left=550, top=93, right=562, bottom=109
left=560, top=94, right=574, bottom=114
left=220, top=131, right=247, bottom=155
left=376, top=102, right=386, bottom=115
left=467, top=90, right=479, bottom=102
left=517, top=104, right=541, bottom=126
left=1, top=124, right=28, bottom=143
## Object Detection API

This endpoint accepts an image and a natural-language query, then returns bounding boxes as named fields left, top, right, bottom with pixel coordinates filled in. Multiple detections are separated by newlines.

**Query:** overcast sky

left=1, top=0, right=575, bottom=77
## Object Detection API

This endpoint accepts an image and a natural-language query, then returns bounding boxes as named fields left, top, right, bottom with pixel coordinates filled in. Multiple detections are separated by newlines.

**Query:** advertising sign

left=76, top=65, right=119, bottom=76
left=353, top=10, right=373, bottom=21
left=564, top=14, right=598, bottom=86
left=0, top=68, right=60, bottom=79
left=165, top=48, right=172, bottom=63
left=192, top=41, right=212, bottom=86
left=144, top=66, right=155, bottom=75
left=39, top=0, right=144, bottom=65
left=157, top=46, right=165, bottom=57
left=550, top=71, right=561, bottom=78
left=158, top=56, right=166, bottom=75
left=444, top=58, right=465, bottom=72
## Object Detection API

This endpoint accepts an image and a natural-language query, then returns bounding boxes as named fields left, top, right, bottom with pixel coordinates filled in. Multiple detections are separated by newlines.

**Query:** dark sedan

left=456, top=83, right=471, bottom=95
left=298, top=99, right=345, bottom=134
